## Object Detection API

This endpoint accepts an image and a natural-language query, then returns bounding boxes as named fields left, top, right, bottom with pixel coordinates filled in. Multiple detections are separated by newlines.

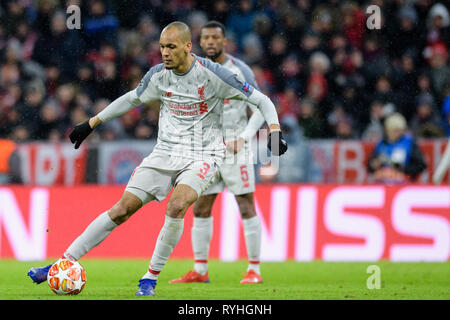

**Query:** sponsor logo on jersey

left=198, top=85, right=208, bottom=114
left=165, top=91, right=172, bottom=97
left=198, top=86, right=206, bottom=99
left=242, top=82, right=250, bottom=92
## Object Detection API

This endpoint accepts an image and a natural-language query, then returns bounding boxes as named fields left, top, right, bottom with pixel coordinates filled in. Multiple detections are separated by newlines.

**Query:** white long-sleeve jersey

left=97, top=54, right=279, bottom=169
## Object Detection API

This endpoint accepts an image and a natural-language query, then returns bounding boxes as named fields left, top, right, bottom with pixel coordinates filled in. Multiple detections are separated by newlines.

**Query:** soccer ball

left=47, top=258, right=86, bottom=295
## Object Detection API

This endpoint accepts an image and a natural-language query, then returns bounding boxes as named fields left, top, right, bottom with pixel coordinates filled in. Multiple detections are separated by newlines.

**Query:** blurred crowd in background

left=0, top=0, right=450, bottom=146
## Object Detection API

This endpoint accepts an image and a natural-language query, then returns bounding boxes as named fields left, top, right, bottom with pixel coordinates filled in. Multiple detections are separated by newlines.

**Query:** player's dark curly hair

left=201, top=20, right=226, bottom=36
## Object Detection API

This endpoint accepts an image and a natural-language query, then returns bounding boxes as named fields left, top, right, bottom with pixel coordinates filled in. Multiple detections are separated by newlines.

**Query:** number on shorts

left=197, top=162, right=211, bottom=180
left=240, top=165, right=250, bottom=188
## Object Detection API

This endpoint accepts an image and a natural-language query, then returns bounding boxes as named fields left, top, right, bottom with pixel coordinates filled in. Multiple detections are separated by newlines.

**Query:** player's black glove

left=267, top=131, right=288, bottom=156
left=69, top=121, right=93, bottom=149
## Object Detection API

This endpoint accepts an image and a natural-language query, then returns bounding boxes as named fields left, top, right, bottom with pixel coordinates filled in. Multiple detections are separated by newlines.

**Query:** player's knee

left=166, top=198, right=190, bottom=219
left=193, top=202, right=212, bottom=218
left=109, top=202, right=135, bottom=225
left=238, top=202, right=256, bottom=220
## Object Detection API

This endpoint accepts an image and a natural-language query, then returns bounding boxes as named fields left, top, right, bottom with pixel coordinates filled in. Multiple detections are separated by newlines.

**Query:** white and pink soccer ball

left=47, top=259, right=86, bottom=295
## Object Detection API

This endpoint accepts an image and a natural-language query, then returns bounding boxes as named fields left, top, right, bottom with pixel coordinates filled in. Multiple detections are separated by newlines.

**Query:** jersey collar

left=172, top=55, right=197, bottom=76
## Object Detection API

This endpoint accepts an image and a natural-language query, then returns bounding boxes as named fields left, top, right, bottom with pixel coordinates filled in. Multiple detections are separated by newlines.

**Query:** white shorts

left=125, top=153, right=219, bottom=205
left=203, top=163, right=255, bottom=196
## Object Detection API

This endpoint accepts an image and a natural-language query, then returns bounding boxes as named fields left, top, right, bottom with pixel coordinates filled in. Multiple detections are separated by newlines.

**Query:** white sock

left=142, top=215, right=184, bottom=280
left=192, top=217, right=213, bottom=275
left=243, top=215, right=261, bottom=274
left=64, top=211, right=118, bottom=261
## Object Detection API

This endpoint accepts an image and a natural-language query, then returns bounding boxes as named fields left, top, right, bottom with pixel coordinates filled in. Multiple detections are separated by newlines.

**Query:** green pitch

left=0, top=259, right=449, bottom=300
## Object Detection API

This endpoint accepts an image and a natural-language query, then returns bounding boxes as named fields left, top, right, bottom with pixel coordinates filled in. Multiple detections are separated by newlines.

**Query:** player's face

left=200, top=27, right=226, bottom=60
left=386, top=128, right=404, bottom=143
left=160, top=28, right=191, bottom=70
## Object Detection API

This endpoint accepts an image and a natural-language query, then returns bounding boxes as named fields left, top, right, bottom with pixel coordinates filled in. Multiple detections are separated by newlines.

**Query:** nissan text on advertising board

left=1, top=185, right=448, bottom=261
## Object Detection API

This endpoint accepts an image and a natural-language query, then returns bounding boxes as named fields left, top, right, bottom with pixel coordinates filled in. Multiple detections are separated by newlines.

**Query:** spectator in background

left=426, top=41, right=450, bottom=97
left=134, top=121, right=153, bottom=140
left=340, top=1, right=366, bottom=49
left=44, top=63, right=61, bottom=97
left=252, top=13, right=273, bottom=51
left=368, top=112, right=427, bottom=183
left=241, top=32, right=263, bottom=65
left=2, top=0, right=27, bottom=35
left=416, top=70, right=434, bottom=97
left=361, top=35, right=391, bottom=84
left=266, top=34, right=288, bottom=83
left=37, top=98, right=62, bottom=140
left=0, top=82, right=22, bottom=111
left=362, top=100, right=394, bottom=142
left=389, top=5, right=421, bottom=60
left=298, top=30, right=321, bottom=62
left=426, top=2, right=450, bottom=46
left=0, top=106, right=21, bottom=138
left=17, top=79, right=46, bottom=137
left=69, top=105, right=88, bottom=128
left=95, top=60, right=121, bottom=101
left=280, top=8, right=304, bottom=51
left=12, top=20, right=38, bottom=61
left=33, top=0, right=59, bottom=37
left=251, top=64, right=275, bottom=94
left=76, top=63, right=97, bottom=101
left=55, top=82, right=76, bottom=111
left=278, top=54, right=302, bottom=95
left=311, top=0, right=340, bottom=39
left=371, top=75, right=397, bottom=107
left=392, top=51, right=418, bottom=116
left=208, top=0, right=230, bottom=23
left=137, top=15, right=160, bottom=46
left=274, top=85, right=301, bottom=120
left=327, top=101, right=357, bottom=139
left=120, top=109, right=141, bottom=138
left=119, top=32, right=146, bottom=76
left=10, top=125, right=30, bottom=142
left=334, top=115, right=357, bottom=139
left=410, top=93, right=445, bottom=138
left=298, top=97, right=324, bottom=139
left=338, top=80, right=365, bottom=130
left=309, top=51, right=330, bottom=76
left=306, top=70, right=328, bottom=106
left=0, top=58, right=20, bottom=88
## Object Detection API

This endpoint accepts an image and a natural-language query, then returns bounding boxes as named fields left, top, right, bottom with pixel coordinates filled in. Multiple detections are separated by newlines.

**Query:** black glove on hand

left=69, top=121, right=93, bottom=149
left=267, top=131, right=288, bottom=156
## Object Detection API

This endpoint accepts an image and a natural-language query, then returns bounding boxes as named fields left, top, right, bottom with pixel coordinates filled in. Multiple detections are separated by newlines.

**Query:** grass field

left=0, top=259, right=449, bottom=300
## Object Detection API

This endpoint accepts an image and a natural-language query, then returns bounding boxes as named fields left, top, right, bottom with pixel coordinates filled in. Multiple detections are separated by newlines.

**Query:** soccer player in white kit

left=169, top=21, right=266, bottom=285
left=27, top=21, right=287, bottom=296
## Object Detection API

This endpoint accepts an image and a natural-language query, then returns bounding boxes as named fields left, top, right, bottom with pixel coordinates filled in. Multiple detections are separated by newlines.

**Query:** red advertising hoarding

left=17, top=143, right=88, bottom=185
left=0, top=185, right=449, bottom=261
